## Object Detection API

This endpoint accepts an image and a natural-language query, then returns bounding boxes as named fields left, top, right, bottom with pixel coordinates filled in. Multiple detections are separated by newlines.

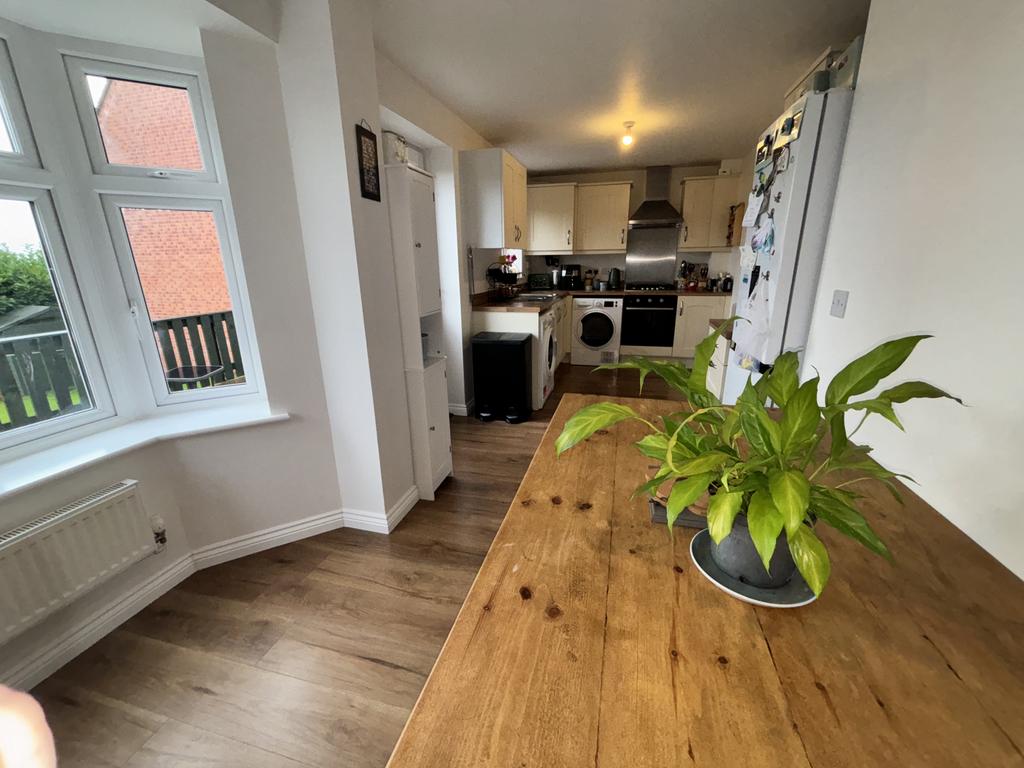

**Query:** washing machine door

left=578, top=310, right=614, bottom=349
left=546, top=327, right=558, bottom=374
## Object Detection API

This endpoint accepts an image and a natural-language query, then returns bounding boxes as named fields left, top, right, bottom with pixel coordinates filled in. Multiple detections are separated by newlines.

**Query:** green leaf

left=666, top=473, right=715, bottom=529
left=779, top=377, right=821, bottom=455
left=833, top=397, right=904, bottom=430
left=635, top=433, right=670, bottom=460
left=675, top=451, right=731, bottom=476
left=631, top=464, right=672, bottom=499
left=598, top=358, right=692, bottom=398
left=788, top=525, right=831, bottom=596
left=763, top=351, right=800, bottom=407
left=555, top=402, right=640, bottom=455
left=828, top=413, right=848, bottom=462
left=707, top=490, right=744, bottom=544
left=738, top=382, right=781, bottom=456
left=746, top=490, right=784, bottom=573
left=769, top=470, right=810, bottom=535
left=689, top=317, right=738, bottom=397
left=825, top=335, right=931, bottom=406
left=879, top=380, right=963, bottom=405
left=810, top=487, right=890, bottom=560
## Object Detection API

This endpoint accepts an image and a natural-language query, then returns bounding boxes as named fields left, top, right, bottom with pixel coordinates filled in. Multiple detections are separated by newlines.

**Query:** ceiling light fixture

left=621, top=121, right=635, bottom=146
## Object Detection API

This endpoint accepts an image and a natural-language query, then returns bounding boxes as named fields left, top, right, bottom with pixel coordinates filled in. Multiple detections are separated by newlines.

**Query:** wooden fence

left=152, top=310, right=245, bottom=391
left=0, top=330, right=88, bottom=431
left=0, top=310, right=245, bottom=431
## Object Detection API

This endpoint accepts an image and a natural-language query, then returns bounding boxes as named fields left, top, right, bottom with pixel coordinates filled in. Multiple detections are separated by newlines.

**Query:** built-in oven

left=620, top=294, right=678, bottom=351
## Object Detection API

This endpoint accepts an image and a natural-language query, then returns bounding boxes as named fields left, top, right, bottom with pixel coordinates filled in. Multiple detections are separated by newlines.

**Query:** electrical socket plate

left=830, top=289, right=849, bottom=318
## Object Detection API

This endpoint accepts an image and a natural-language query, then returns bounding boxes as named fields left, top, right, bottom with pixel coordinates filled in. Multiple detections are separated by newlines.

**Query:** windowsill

left=0, top=402, right=289, bottom=502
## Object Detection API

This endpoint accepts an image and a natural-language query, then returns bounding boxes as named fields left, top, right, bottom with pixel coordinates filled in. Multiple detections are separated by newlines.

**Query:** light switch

left=830, top=289, right=849, bottom=318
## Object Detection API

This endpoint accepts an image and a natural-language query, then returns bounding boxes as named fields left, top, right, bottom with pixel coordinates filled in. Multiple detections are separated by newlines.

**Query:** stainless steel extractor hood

left=625, top=167, right=681, bottom=287
left=627, top=166, right=682, bottom=228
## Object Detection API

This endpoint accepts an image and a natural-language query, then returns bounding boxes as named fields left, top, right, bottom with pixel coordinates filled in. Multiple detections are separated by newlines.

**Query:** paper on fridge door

left=732, top=276, right=771, bottom=366
left=741, top=191, right=760, bottom=228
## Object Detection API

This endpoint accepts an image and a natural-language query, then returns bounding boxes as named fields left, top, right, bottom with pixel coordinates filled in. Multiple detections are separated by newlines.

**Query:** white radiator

left=0, top=480, right=163, bottom=645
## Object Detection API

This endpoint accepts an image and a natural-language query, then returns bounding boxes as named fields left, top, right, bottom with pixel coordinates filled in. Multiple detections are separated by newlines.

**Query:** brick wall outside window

left=97, top=79, right=231, bottom=322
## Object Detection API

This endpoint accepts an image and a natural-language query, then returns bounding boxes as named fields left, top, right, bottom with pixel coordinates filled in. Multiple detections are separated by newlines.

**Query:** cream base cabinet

left=574, top=182, right=631, bottom=253
left=406, top=359, right=453, bottom=499
left=672, top=295, right=732, bottom=358
left=680, top=175, right=741, bottom=251
left=460, top=148, right=528, bottom=249
left=526, top=183, right=576, bottom=253
left=556, top=296, right=572, bottom=366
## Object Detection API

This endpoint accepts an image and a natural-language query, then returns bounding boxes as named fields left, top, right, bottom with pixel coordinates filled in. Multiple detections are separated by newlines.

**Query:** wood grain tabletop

left=386, top=394, right=1024, bottom=768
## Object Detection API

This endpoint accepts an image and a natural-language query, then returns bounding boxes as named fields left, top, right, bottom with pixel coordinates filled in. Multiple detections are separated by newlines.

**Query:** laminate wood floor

left=32, top=364, right=677, bottom=768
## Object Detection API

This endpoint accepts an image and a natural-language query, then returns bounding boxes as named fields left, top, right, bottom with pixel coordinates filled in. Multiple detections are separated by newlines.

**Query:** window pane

left=120, top=208, right=244, bottom=393
left=87, top=75, right=204, bottom=171
left=0, top=199, right=93, bottom=433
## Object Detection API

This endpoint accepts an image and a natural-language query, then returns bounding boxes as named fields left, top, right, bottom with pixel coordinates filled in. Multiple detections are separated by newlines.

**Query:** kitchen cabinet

left=679, top=175, right=742, bottom=251
left=460, top=148, right=528, bottom=249
left=574, top=182, right=631, bottom=253
left=671, top=295, right=732, bottom=358
left=556, top=296, right=572, bottom=366
left=705, top=329, right=730, bottom=400
left=385, top=164, right=453, bottom=500
left=526, top=183, right=576, bottom=253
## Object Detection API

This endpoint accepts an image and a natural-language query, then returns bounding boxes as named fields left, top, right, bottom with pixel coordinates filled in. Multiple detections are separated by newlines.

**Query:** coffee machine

left=561, top=264, right=583, bottom=290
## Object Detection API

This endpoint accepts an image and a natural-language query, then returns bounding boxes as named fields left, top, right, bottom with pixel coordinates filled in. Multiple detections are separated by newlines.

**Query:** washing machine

left=571, top=298, right=622, bottom=365
left=537, top=310, right=557, bottom=407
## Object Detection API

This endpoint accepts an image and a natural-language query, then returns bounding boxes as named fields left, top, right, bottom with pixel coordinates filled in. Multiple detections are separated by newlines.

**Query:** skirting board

left=449, top=398, right=474, bottom=417
left=0, top=553, right=195, bottom=691
left=2, top=506, right=358, bottom=690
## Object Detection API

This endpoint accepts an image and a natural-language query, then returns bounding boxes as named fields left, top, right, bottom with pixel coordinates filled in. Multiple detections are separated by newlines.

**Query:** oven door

left=620, top=295, right=678, bottom=347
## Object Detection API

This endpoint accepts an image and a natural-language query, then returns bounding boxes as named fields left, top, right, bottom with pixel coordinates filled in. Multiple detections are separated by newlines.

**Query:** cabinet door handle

left=567, top=229, right=571, bottom=245
left=620, top=228, right=625, bottom=244
left=429, top=425, right=436, bottom=431
left=682, top=224, right=688, bottom=242
left=678, top=303, right=684, bottom=317
left=414, top=242, right=422, bottom=248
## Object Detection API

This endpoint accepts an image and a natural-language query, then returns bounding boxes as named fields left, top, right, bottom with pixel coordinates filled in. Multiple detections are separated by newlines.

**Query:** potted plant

left=554, top=320, right=961, bottom=598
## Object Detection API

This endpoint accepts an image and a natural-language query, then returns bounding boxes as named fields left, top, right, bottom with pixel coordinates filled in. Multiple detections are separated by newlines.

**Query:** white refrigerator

left=722, top=88, right=854, bottom=404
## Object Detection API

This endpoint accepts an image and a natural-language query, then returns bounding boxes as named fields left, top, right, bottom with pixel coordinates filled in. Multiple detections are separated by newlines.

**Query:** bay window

left=0, top=21, right=261, bottom=457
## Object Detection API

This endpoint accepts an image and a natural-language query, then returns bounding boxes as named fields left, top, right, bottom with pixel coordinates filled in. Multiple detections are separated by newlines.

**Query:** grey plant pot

left=710, top=514, right=797, bottom=589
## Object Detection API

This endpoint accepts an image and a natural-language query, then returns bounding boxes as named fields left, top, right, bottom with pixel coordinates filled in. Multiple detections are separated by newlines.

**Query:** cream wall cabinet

left=679, top=175, right=742, bottom=251
left=526, top=183, right=576, bottom=253
left=574, top=182, right=631, bottom=253
left=460, top=148, right=529, bottom=249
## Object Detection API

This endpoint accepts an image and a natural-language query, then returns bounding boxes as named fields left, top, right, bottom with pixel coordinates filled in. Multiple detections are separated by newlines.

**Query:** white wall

left=803, top=0, right=1024, bottom=578
left=277, top=0, right=416, bottom=519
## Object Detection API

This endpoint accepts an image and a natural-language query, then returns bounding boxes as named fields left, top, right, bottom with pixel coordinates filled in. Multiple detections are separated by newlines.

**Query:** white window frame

left=101, top=194, right=258, bottom=405
left=0, top=34, right=38, bottom=168
left=63, top=55, right=217, bottom=182
left=0, top=184, right=114, bottom=450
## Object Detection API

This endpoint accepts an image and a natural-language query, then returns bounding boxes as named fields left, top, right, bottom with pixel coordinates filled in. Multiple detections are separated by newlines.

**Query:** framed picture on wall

left=355, top=123, right=381, bottom=201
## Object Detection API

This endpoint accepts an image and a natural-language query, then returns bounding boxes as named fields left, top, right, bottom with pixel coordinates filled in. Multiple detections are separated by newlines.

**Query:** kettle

left=721, top=274, right=734, bottom=293
left=609, top=267, right=621, bottom=289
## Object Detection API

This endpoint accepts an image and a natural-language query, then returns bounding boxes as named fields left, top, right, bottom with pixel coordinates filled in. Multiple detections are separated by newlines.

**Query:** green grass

left=0, top=387, right=81, bottom=426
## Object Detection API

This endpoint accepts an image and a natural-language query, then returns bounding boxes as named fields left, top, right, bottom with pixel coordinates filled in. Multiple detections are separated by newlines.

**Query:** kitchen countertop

left=473, top=289, right=732, bottom=313
left=386, top=394, right=1024, bottom=767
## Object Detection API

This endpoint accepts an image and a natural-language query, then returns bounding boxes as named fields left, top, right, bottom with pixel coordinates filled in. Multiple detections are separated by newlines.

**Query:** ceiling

left=371, top=0, right=870, bottom=172
left=0, top=0, right=263, bottom=56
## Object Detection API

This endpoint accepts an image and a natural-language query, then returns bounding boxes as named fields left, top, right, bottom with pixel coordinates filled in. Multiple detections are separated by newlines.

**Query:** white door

left=527, top=184, right=575, bottom=252
left=575, top=183, right=630, bottom=252
left=410, top=172, right=442, bottom=316
left=424, top=361, right=451, bottom=481
left=680, top=178, right=714, bottom=249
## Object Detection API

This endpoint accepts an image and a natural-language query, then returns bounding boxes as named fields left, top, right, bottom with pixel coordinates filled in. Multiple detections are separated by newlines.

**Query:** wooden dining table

left=385, top=394, right=1024, bottom=767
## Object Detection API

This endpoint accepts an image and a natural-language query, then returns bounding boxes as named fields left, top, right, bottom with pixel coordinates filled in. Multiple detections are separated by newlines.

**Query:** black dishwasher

left=621, top=294, right=678, bottom=348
